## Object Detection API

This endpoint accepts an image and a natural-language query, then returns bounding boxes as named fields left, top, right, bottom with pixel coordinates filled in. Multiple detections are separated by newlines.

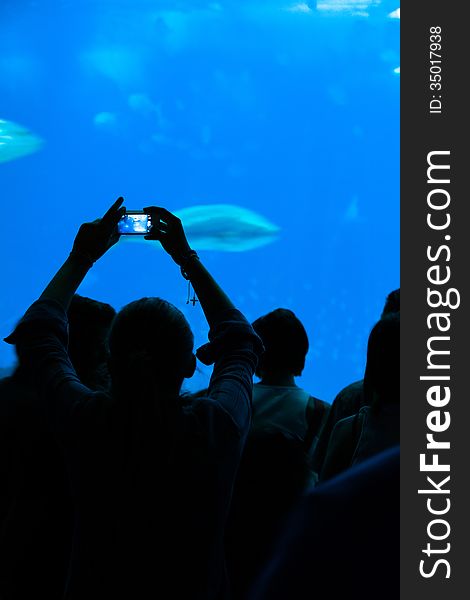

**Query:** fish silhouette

left=0, top=119, right=43, bottom=164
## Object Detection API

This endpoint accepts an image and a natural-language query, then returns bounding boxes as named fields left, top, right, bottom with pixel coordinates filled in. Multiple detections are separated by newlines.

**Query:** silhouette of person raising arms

left=6, top=198, right=263, bottom=600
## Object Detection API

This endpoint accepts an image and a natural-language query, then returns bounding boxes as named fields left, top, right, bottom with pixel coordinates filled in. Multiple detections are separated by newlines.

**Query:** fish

left=93, top=112, right=118, bottom=128
left=286, top=3, right=313, bottom=13
left=122, top=204, right=280, bottom=252
left=344, top=196, right=359, bottom=221
left=0, top=119, right=43, bottom=164
left=176, top=204, right=280, bottom=251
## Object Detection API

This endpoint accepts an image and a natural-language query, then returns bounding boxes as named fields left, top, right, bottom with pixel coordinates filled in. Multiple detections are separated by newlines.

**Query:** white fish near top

left=0, top=119, right=43, bottom=164
left=286, top=3, right=313, bottom=13
left=122, top=204, right=280, bottom=252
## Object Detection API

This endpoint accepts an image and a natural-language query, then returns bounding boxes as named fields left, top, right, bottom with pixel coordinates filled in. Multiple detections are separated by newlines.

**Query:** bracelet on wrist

left=179, top=250, right=199, bottom=280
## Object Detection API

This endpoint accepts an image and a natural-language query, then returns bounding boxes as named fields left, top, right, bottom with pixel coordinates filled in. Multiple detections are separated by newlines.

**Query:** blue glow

left=0, top=1, right=399, bottom=402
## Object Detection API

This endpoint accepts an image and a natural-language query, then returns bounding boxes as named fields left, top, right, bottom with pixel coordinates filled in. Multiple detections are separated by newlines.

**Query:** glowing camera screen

left=118, top=213, right=152, bottom=235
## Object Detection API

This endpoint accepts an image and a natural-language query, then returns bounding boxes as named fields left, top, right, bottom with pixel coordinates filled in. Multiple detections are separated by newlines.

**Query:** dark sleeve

left=304, top=397, right=331, bottom=455
left=311, top=381, right=363, bottom=474
left=319, top=415, right=358, bottom=482
left=196, top=308, right=264, bottom=434
left=4, top=298, right=104, bottom=441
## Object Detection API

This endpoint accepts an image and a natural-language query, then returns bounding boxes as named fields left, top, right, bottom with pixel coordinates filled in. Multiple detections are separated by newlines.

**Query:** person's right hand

left=143, top=206, right=192, bottom=265
left=72, top=197, right=126, bottom=264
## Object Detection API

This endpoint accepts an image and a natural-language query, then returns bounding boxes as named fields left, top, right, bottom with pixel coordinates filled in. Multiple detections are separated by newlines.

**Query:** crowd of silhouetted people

left=0, top=201, right=399, bottom=599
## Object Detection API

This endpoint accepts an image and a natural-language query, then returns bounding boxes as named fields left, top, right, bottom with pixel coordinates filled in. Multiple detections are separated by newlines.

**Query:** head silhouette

left=67, top=295, right=116, bottom=389
left=252, top=308, right=309, bottom=378
left=381, top=288, right=400, bottom=318
left=108, top=297, right=195, bottom=398
left=363, top=313, right=400, bottom=406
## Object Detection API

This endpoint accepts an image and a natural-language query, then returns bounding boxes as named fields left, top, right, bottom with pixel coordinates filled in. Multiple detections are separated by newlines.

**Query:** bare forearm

left=35, top=198, right=123, bottom=309
left=39, top=254, right=92, bottom=310
left=183, top=257, right=235, bottom=327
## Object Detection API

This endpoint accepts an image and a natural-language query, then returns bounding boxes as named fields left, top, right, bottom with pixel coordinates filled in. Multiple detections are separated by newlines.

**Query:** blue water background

left=0, top=1, right=399, bottom=402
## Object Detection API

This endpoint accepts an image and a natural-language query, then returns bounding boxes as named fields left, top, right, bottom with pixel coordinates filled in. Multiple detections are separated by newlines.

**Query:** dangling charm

left=186, top=281, right=199, bottom=306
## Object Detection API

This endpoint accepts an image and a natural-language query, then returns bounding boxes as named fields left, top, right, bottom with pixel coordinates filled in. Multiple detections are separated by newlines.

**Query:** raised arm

left=143, top=206, right=234, bottom=328
left=39, top=197, right=126, bottom=310
left=4, top=199, right=126, bottom=434
left=144, top=206, right=263, bottom=428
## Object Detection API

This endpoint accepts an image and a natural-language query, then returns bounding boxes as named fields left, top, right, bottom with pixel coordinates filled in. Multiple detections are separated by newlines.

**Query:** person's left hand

left=71, top=197, right=126, bottom=263
left=143, top=206, right=192, bottom=265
